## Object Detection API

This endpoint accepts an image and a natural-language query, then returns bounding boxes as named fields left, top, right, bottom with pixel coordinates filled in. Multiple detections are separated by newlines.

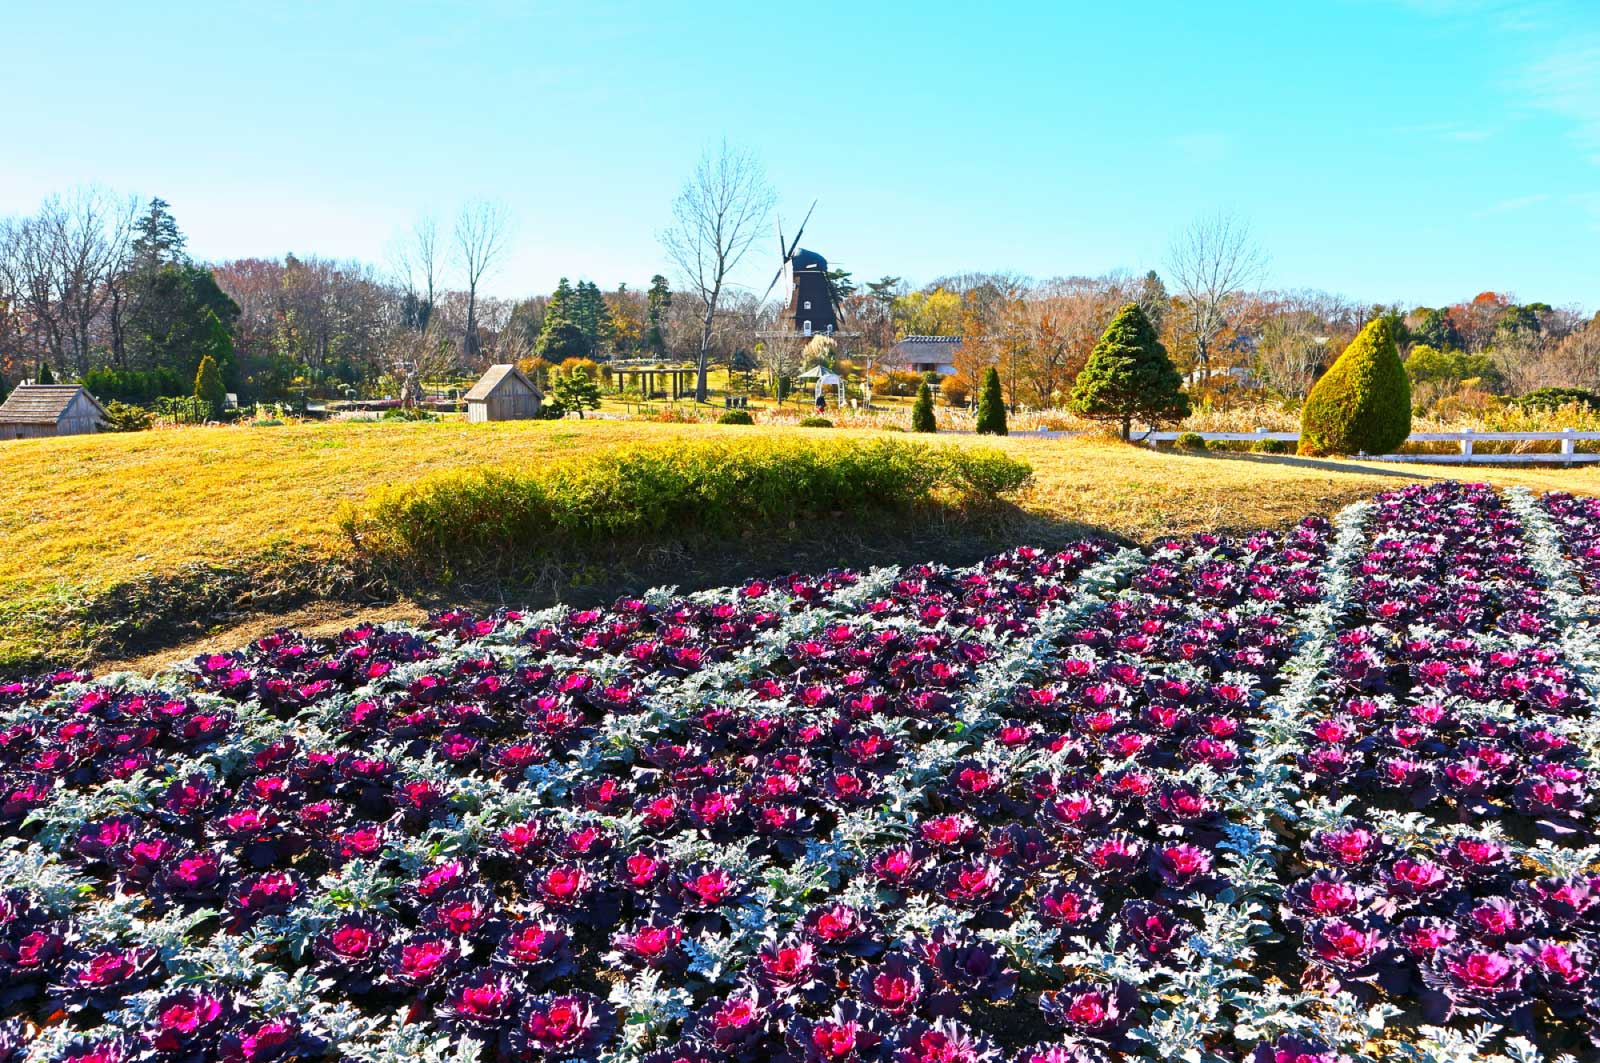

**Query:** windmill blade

left=760, top=263, right=787, bottom=303
left=776, top=217, right=787, bottom=260
left=786, top=199, right=817, bottom=258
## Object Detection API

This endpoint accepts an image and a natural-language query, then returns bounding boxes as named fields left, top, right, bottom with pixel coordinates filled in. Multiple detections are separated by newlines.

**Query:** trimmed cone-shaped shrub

left=194, top=355, right=227, bottom=419
left=1071, top=302, right=1189, bottom=441
left=35, top=362, right=55, bottom=385
left=1298, top=316, right=1411, bottom=456
left=975, top=367, right=1007, bottom=436
left=911, top=381, right=937, bottom=433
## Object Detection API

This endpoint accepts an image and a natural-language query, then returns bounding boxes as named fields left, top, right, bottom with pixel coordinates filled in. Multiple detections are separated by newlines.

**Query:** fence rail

left=1143, top=428, right=1600, bottom=464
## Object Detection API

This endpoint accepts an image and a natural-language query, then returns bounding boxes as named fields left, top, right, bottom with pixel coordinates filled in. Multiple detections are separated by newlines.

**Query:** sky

left=3, top=0, right=1598, bottom=311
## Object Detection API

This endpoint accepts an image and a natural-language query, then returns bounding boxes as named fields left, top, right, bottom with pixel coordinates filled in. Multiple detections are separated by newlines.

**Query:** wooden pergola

left=613, top=366, right=698, bottom=400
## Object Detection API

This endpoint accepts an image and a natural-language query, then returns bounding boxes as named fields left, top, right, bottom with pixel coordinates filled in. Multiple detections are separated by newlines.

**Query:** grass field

left=4, top=417, right=1599, bottom=673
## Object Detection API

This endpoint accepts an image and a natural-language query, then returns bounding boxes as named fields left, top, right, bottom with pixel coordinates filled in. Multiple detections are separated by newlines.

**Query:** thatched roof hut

left=0, top=384, right=109, bottom=441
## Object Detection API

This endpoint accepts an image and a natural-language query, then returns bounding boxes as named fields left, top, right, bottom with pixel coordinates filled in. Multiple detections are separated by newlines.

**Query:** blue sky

left=3, top=0, right=1597, bottom=310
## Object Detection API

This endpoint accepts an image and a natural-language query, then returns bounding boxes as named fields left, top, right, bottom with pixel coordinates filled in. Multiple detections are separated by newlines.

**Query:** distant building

left=465, top=364, right=544, bottom=423
left=881, top=336, right=962, bottom=377
left=0, top=384, right=109, bottom=441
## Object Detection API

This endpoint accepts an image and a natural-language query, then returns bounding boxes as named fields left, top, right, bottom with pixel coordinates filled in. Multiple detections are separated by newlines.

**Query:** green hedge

left=343, top=437, right=1033, bottom=578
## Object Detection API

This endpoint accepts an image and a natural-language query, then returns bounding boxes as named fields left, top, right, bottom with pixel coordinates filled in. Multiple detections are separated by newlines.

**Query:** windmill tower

left=758, top=202, right=855, bottom=341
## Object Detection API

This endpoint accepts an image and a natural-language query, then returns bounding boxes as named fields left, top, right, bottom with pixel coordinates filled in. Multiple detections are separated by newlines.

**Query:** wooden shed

left=0, top=384, right=109, bottom=441
left=465, top=364, right=543, bottom=423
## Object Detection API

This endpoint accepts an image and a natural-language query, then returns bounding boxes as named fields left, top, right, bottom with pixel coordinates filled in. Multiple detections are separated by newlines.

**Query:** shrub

left=1299, top=316, right=1411, bottom=456
left=911, top=381, right=937, bottom=433
left=194, top=355, right=227, bottom=419
left=1071, top=303, right=1190, bottom=440
left=101, top=400, right=154, bottom=433
left=548, top=367, right=604, bottom=419
left=1175, top=431, right=1207, bottom=450
left=382, top=406, right=437, bottom=422
left=975, top=367, right=1007, bottom=436
left=343, top=438, right=1034, bottom=578
left=1515, top=387, right=1600, bottom=413
left=1254, top=438, right=1292, bottom=454
left=35, top=362, right=54, bottom=385
left=717, top=410, right=754, bottom=425
left=799, top=416, right=833, bottom=428
left=940, top=375, right=970, bottom=407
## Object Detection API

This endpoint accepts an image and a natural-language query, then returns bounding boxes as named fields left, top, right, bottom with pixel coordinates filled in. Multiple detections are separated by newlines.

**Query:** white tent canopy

left=797, top=365, right=842, bottom=385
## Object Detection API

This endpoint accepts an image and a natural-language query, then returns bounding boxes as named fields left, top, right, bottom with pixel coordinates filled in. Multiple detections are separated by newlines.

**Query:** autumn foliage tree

left=1072, top=303, right=1190, bottom=440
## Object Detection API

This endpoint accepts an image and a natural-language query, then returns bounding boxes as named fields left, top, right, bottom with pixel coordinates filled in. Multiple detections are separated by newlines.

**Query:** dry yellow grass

left=3, top=418, right=1597, bottom=670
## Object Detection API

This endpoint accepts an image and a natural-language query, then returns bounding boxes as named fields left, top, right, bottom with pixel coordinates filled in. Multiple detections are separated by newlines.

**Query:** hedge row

left=342, top=437, right=1032, bottom=578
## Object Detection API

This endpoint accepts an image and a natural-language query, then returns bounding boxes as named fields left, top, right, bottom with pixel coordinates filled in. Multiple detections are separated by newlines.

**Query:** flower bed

left=0, top=484, right=1596, bottom=1063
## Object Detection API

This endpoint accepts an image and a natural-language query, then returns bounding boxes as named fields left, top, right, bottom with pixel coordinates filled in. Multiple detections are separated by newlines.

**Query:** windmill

left=757, top=200, right=851, bottom=340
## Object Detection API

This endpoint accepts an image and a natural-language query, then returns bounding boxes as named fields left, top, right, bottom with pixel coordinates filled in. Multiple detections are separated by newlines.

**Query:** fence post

left=1460, top=428, right=1474, bottom=459
left=1562, top=428, right=1576, bottom=460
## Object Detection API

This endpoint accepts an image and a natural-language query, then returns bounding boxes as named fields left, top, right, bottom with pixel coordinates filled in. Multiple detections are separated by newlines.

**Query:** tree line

left=2, top=168, right=1596, bottom=413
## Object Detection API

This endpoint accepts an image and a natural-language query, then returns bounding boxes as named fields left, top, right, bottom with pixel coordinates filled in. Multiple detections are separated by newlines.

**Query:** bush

left=1515, top=387, right=1600, bottom=413
left=1175, top=431, right=1207, bottom=450
left=975, top=367, right=1007, bottom=436
left=101, top=400, right=154, bottom=433
left=1254, top=438, right=1292, bottom=454
left=1299, top=316, right=1411, bottom=456
left=940, top=376, right=970, bottom=407
left=382, top=407, right=437, bottom=422
left=799, top=416, right=833, bottom=428
left=911, top=381, right=937, bottom=433
left=717, top=410, right=754, bottom=425
left=343, top=438, right=1034, bottom=578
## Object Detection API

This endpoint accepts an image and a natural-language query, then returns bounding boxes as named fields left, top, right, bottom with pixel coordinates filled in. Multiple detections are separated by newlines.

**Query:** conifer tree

left=1071, top=302, right=1190, bottom=440
left=911, top=380, right=937, bottom=433
left=975, top=366, right=1007, bottom=435
left=194, top=354, right=227, bottom=418
left=35, top=362, right=55, bottom=385
left=1299, top=315, right=1411, bottom=455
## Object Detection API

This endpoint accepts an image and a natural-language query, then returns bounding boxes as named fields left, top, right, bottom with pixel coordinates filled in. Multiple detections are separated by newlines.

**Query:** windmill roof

left=0, top=384, right=107, bottom=425
left=465, top=364, right=541, bottom=401
left=791, top=248, right=828, bottom=272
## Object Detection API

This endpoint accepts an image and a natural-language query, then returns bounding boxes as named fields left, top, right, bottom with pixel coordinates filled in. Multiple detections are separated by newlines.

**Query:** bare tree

left=1167, top=212, right=1266, bottom=380
left=453, top=200, right=512, bottom=361
left=661, top=141, right=775, bottom=401
left=4, top=188, right=136, bottom=376
left=391, top=211, right=443, bottom=328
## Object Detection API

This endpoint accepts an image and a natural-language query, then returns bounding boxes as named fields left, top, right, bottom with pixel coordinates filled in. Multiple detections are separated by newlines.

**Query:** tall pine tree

left=1071, top=302, right=1190, bottom=440
left=646, top=275, right=672, bottom=354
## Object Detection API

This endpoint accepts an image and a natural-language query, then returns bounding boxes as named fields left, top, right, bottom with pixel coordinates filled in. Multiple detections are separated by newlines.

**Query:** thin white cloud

left=1475, top=192, right=1551, bottom=216
left=1525, top=39, right=1600, bottom=163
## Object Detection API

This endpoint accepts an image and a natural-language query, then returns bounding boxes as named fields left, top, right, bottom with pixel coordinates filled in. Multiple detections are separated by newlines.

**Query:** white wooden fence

left=1144, top=428, right=1600, bottom=464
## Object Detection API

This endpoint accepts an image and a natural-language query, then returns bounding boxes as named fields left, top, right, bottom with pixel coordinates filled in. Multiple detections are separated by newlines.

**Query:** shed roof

left=0, top=384, right=107, bottom=425
left=465, top=364, right=542, bottom=402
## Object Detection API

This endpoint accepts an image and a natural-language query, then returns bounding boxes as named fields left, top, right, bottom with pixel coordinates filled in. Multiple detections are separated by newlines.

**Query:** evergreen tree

left=1136, top=270, right=1169, bottom=334
left=572, top=281, right=615, bottom=356
left=131, top=198, right=187, bottom=269
left=975, top=366, right=1007, bottom=435
left=911, top=380, right=937, bottom=433
left=0, top=375, right=10, bottom=403
left=548, top=366, right=603, bottom=419
left=535, top=321, right=589, bottom=363
left=35, top=362, right=55, bottom=385
left=1071, top=302, right=1190, bottom=441
left=194, top=354, right=227, bottom=418
left=1299, top=316, right=1411, bottom=456
left=646, top=275, right=672, bottom=353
